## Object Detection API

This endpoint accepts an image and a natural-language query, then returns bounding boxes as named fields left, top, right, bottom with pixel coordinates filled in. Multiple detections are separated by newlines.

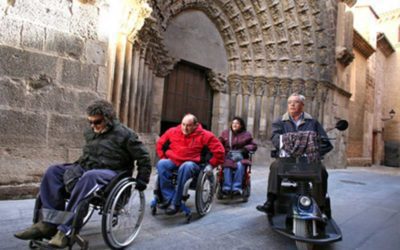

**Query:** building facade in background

left=1, top=0, right=398, bottom=199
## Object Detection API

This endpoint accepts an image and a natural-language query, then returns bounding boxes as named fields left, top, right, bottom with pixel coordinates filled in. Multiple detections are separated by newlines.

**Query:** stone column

left=266, top=77, right=279, bottom=138
left=228, top=74, right=241, bottom=121
left=241, top=75, right=254, bottom=125
left=317, top=83, right=329, bottom=124
left=254, top=76, right=267, bottom=139
left=120, top=41, right=133, bottom=124
left=207, top=70, right=228, bottom=134
left=279, top=78, right=291, bottom=117
left=128, top=47, right=141, bottom=129
left=305, top=79, right=317, bottom=116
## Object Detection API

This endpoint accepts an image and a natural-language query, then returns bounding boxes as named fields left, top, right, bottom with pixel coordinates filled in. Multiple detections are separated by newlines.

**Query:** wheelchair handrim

left=196, top=172, right=214, bottom=215
left=104, top=181, right=145, bottom=248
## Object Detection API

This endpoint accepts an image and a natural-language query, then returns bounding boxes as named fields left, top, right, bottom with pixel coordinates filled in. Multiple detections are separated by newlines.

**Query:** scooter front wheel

left=294, top=219, right=314, bottom=250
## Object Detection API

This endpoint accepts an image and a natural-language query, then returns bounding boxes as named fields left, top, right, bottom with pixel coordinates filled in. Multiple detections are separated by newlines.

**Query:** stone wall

left=379, top=9, right=400, bottom=167
left=0, top=0, right=108, bottom=199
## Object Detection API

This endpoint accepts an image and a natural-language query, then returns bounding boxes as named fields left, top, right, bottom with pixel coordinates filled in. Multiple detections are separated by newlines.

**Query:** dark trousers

left=39, top=163, right=117, bottom=234
left=267, top=159, right=328, bottom=204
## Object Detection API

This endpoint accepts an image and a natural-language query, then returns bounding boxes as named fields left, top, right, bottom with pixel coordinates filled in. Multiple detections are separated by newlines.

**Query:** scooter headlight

left=299, top=196, right=312, bottom=207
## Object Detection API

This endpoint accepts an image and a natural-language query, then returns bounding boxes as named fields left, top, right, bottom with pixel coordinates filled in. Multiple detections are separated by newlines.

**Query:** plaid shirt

left=282, top=131, right=320, bottom=161
left=272, top=112, right=333, bottom=159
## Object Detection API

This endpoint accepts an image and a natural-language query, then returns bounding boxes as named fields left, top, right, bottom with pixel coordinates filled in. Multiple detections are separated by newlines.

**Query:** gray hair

left=288, top=93, right=305, bottom=103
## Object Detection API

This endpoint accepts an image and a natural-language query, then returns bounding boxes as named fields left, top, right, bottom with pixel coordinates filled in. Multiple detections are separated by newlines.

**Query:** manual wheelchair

left=150, top=163, right=216, bottom=223
left=29, top=170, right=145, bottom=250
left=215, top=151, right=254, bottom=202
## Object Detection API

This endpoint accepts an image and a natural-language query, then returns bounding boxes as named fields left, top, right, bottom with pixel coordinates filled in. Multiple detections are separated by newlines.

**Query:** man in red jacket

left=156, top=114, right=225, bottom=215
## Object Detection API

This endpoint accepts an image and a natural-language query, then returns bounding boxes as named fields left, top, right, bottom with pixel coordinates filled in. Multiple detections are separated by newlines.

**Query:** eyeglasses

left=88, top=119, right=103, bottom=125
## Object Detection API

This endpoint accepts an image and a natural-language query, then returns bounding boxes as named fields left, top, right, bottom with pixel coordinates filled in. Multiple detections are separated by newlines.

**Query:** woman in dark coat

left=219, top=117, right=257, bottom=195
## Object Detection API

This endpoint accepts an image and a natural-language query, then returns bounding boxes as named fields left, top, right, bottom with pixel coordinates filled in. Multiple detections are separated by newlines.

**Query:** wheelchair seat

left=29, top=169, right=145, bottom=250
left=150, top=163, right=215, bottom=223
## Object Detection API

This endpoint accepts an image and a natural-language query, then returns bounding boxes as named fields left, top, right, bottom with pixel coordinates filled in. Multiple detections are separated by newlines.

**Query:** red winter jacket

left=156, top=124, right=225, bottom=167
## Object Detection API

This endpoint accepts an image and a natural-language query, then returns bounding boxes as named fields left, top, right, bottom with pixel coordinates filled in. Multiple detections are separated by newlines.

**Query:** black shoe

left=256, top=201, right=274, bottom=215
left=165, top=205, right=180, bottom=215
left=159, top=201, right=171, bottom=209
left=222, top=189, right=229, bottom=195
left=232, top=190, right=242, bottom=196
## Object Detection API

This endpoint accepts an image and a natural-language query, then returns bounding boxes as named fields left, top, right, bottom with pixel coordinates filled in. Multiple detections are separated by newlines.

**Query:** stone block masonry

left=0, top=0, right=109, bottom=199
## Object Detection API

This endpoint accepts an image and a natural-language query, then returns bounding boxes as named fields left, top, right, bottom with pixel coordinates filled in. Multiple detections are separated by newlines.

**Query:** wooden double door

left=161, top=61, right=213, bottom=135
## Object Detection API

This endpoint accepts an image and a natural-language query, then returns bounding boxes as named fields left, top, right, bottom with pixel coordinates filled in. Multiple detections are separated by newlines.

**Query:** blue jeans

left=40, top=163, right=117, bottom=234
left=157, top=159, right=200, bottom=206
left=223, top=162, right=245, bottom=192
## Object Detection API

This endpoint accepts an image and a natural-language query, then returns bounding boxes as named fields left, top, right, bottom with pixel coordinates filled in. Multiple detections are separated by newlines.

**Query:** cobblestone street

left=1, top=165, right=400, bottom=250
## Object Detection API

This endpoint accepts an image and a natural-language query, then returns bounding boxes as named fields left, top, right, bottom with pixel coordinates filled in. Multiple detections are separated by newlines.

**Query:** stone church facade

left=0, top=0, right=359, bottom=199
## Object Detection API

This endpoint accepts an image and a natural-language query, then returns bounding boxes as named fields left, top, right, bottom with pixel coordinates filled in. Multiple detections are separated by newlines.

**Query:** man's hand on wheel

left=135, top=175, right=148, bottom=191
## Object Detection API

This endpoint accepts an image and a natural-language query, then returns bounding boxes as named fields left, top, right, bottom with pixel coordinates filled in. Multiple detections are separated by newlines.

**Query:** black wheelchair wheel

left=102, top=178, right=145, bottom=249
left=242, top=181, right=251, bottom=203
left=195, top=170, right=215, bottom=216
left=215, top=172, right=224, bottom=200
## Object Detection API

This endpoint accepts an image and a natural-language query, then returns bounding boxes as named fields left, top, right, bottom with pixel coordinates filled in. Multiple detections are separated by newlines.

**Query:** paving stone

left=1, top=166, right=400, bottom=250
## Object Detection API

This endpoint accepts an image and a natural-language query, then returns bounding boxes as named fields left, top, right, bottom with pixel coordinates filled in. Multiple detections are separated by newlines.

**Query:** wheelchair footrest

left=180, top=204, right=191, bottom=216
left=73, top=234, right=89, bottom=250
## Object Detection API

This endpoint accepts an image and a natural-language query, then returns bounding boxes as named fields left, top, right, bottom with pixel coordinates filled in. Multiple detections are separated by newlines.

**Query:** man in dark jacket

left=155, top=114, right=225, bottom=215
left=15, top=100, right=152, bottom=247
left=256, top=93, right=333, bottom=215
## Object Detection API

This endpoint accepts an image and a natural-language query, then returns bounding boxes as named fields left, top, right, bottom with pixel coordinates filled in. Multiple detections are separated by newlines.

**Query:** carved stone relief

left=265, top=44, right=277, bottom=60
left=253, top=0, right=266, bottom=13
left=207, top=70, right=228, bottom=93
left=266, top=77, right=280, bottom=97
left=240, top=45, right=251, bottom=60
left=304, top=62, right=316, bottom=79
left=241, top=75, right=254, bottom=95
left=274, top=23, right=287, bottom=42
left=302, top=27, right=314, bottom=45
left=291, top=78, right=305, bottom=94
left=249, top=24, right=262, bottom=41
left=279, top=78, right=291, bottom=97
left=282, top=0, right=295, bottom=10
left=278, top=60, right=290, bottom=76
left=237, top=29, right=249, bottom=44
left=254, top=76, right=267, bottom=96
left=262, top=26, right=275, bottom=44
left=231, top=14, right=243, bottom=31
left=228, top=73, right=242, bottom=95
left=253, top=41, right=264, bottom=58
left=291, top=44, right=302, bottom=61
left=221, top=27, right=235, bottom=43
left=226, top=42, right=237, bottom=58
left=269, top=4, right=283, bottom=24
left=285, top=9, right=297, bottom=28
left=258, top=10, right=271, bottom=27
left=305, top=79, right=317, bottom=97
left=243, top=7, right=256, bottom=21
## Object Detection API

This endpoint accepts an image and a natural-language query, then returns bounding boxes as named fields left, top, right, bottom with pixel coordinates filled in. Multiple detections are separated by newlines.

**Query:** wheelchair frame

left=215, top=152, right=254, bottom=202
left=150, top=163, right=216, bottom=223
left=29, top=171, right=145, bottom=250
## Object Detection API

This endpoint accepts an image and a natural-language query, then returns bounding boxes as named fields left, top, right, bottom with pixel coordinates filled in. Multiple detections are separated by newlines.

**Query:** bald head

left=181, top=114, right=198, bottom=135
